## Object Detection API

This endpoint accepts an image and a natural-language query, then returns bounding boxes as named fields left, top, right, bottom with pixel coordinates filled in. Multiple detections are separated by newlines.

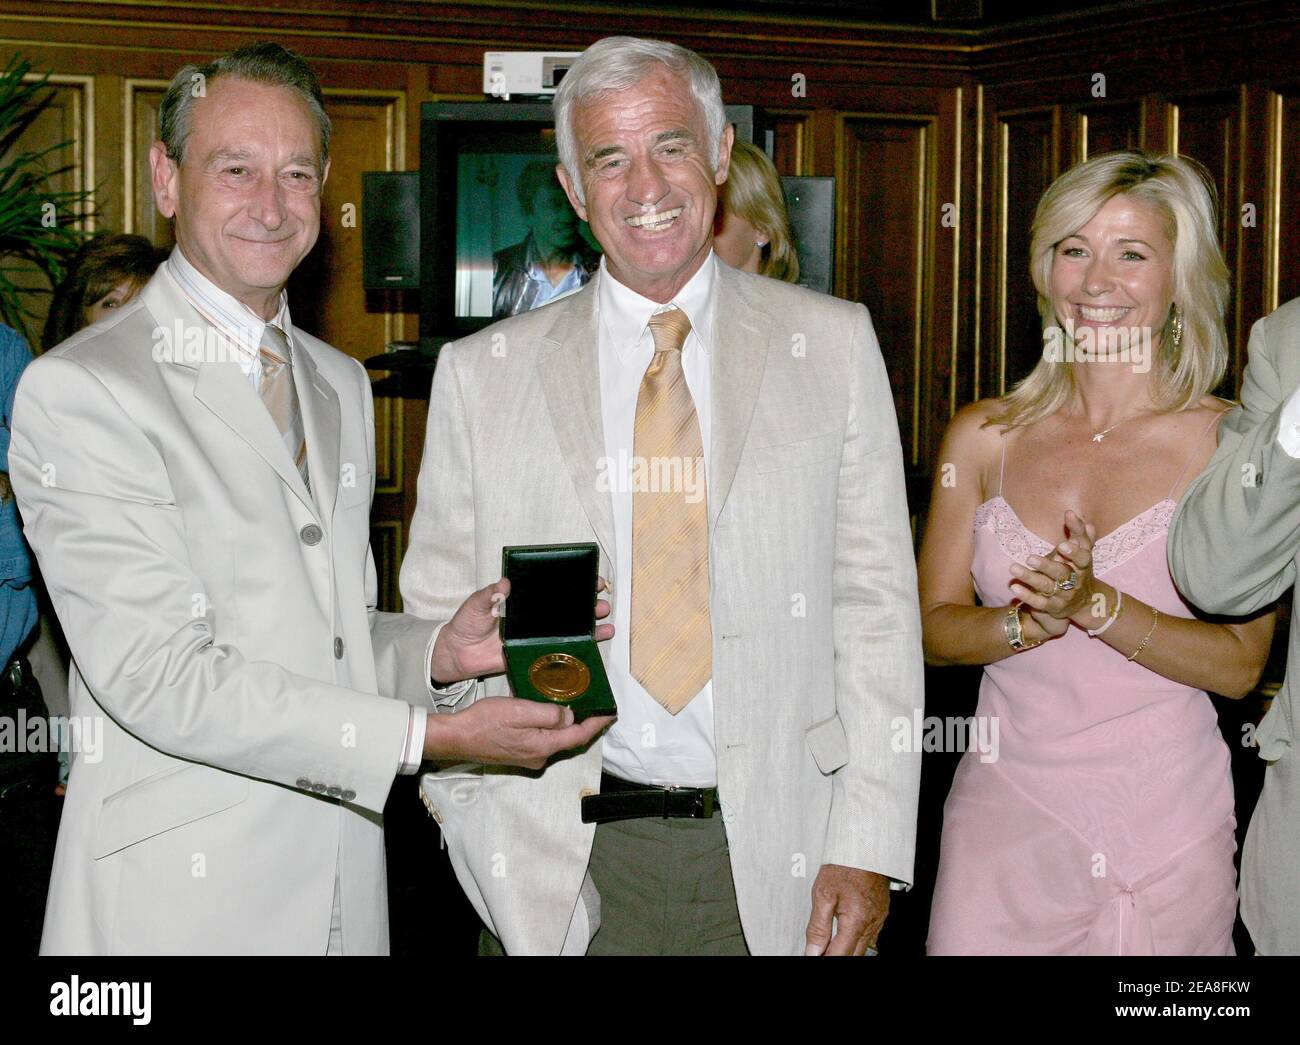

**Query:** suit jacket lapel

left=144, top=274, right=317, bottom=516
left=292, top=343, right=341, bottom=524
left=708, top=265, right=771, bottom=532
left=537, top=282, right=616, bottom=562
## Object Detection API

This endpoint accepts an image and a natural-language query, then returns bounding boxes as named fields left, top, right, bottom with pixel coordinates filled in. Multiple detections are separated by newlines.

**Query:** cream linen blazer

left=10, top=269, right=438, bottom=955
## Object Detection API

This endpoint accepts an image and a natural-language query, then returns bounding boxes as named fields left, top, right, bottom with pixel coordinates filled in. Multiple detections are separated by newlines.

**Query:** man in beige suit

left=1169, top=297, right=1300, bottom=955
left=401, top=37, right=924, bottom=955
left=10, top=43, right=606, bottom=955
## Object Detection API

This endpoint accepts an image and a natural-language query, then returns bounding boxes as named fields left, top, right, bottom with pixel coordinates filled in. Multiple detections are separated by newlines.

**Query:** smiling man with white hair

left=403, top=35, right=924, bottom=955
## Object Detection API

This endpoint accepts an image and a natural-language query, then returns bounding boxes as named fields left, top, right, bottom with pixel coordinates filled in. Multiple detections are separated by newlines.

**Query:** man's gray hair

left=159, top=42, right=332, bottom=173
left=554, top=37, right=727, bottom=204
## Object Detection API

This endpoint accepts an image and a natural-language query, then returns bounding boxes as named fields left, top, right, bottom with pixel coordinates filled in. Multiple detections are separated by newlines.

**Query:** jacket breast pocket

left=340, top=472, right=373, bottom=510
left=92, top=763, right=250, bottom=860
left=751, top=433, right=840, bottom=474
left=805, top=712, right=850, bottom=775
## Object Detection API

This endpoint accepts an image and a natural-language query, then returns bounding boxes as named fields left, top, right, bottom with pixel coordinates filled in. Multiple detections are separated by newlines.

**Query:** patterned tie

left=629, top=307, right=711, bottom=714
left=259, top=323, right=309, bottom=489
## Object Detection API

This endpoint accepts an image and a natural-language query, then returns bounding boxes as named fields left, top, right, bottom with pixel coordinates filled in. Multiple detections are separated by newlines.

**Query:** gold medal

left=528, top=652, right=591, bottom=701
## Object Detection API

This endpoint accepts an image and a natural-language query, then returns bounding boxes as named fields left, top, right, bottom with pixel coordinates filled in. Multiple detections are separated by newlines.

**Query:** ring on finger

left=1058, top=570, right=1079, bottom=591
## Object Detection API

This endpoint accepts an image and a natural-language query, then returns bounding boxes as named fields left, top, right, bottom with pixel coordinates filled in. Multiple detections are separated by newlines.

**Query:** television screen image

left=421, top=102, right=756, bottom=345
left=453, top=132, right=601, bottom=319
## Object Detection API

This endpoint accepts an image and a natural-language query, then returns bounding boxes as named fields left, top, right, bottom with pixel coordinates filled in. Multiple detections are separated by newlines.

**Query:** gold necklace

left=1088, top=409, right=1153, bottom=443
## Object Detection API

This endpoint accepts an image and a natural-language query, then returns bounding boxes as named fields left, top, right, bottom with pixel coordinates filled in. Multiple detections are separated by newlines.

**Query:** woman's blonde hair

left=992, top=150, right=1228, bottom=428
left=718, top=140, right=800, bottom=283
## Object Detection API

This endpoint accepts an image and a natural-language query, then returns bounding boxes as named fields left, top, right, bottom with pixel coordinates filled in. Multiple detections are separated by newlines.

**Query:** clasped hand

left=1008, top=509, right=1099, bottom=642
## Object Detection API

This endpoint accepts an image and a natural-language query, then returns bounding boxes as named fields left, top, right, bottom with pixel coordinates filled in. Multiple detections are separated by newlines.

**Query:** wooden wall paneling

left=370, top=521, right=402, bottom=614
left=1142, top=91, right=1171, bottom=156
left=91, top=73, right=124, bottom=236
left=1077, top=100, right=1143, bottom=160
left=765, top=109, right=810, bottom=175
left=292, top=89, right=406, bottom=608
left=290, top=91, right=400, bottom=356
left=968, top=84, right=985, bottom=406
left=837, top=113, right=937, bottom=471
left=987, top=107, right=1057, bottom=398
left=1167, top=88, right=1244, bottom=384
left=925, top=85, right=965, bottom=475
left=808, top=108, right=838, bottom=180
left=1167, top=90, right=1240, bottom=257
left=124, top=81, right=171, bottom=247
left=1234, top=83, right=1274, bottom=394
left=1273, top=86, right=1300, bottom=315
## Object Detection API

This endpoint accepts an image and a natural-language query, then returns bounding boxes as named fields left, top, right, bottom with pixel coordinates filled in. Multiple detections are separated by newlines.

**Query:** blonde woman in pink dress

left=919, top=152, right=1276, bottom=955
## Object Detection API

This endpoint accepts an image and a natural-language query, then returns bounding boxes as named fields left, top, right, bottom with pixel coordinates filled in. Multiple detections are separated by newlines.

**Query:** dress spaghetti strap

left=1167, top=407, right=1230, bottom=500
left=997, top=429, right=1009, bottom=497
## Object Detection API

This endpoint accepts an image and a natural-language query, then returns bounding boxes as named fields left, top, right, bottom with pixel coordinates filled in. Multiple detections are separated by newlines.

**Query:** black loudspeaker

left=362, top=171, right=420, bottom=290
left=780, top=176, right=835, bottom=295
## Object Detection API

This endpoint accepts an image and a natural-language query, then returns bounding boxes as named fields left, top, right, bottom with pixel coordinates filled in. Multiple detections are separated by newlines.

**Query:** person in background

left=491, top=160, right=600, bottom=318
left=919, top=151, right=1274, bottom=954
left=0, top=322, right=51, bottom=955
left=1168, top=295, right=1300, bottom=955
left=35, top=234, right=169, bottom=793
left=712, top=139, right=799, bottom=283
left=42, top=233, right=169, bottom=351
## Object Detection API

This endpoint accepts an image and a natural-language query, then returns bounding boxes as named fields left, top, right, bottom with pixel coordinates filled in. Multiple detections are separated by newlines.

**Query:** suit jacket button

left=334, top=636, right=345, bottom=659
left=296, top=778, right=312, bottom=789
left=300, top=523, right=323, bottom=546
left=326, top=786, right=341, bottom=798
left=341, top=789, right=356, bottom=802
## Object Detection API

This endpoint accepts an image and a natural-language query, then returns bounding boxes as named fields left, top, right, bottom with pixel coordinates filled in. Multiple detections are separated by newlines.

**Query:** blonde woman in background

left=919, top=151, right=1274, bottom=954
left=713, top=139, right=800, bottom=283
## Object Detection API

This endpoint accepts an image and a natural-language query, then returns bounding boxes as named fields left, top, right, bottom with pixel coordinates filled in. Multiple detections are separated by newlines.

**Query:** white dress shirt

left=166, top=247, right=430, bottom=776
left=597, top=252, right=718, bottom=788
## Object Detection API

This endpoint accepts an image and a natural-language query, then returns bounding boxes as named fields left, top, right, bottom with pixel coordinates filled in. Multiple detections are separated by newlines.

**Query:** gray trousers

left=479, top=811, right=748, bottom=956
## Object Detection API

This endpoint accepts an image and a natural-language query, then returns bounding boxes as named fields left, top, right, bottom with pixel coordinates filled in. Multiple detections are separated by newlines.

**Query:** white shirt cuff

left=398, top=706, right=427, bottom=775
left=1276, top=386, right=1300, bottom=457
left=423, top=621, right=477, bottom=707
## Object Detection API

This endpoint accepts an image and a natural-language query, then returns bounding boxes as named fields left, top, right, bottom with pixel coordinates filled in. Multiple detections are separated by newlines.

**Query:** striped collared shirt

left=165, top=246, right=295, bottom=387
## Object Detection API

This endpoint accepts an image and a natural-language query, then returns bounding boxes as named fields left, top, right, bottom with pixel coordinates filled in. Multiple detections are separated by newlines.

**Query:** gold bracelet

left=1003, top=603, right=1041, bottom=651
left=1127, top=606, right=1159, bottom=662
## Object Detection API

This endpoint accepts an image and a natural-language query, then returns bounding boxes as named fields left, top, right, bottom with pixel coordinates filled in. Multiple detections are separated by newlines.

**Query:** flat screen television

left=418, top=101, right=759, bottom=349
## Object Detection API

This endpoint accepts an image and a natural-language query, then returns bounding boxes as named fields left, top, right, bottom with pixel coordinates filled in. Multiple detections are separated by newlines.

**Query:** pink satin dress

left=927, top=422, right=1237, bottom=955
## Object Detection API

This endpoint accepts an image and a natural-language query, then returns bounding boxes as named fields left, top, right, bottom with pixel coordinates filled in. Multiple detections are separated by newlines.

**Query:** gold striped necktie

left=629, top=307, right=711, bottom=714
left=259, top=323, right=310, bottom=489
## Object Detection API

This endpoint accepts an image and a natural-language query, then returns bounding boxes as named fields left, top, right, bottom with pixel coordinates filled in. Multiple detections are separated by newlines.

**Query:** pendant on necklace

left=1091, top=431, right=1107, bottom=442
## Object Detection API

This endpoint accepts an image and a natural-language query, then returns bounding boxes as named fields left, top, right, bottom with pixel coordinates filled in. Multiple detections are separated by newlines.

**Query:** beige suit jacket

left=10, top=269, right=438, bottom=954
left=401, top=261, right=925, bottom=955
left=1169, top=296, right=1300, bottom=955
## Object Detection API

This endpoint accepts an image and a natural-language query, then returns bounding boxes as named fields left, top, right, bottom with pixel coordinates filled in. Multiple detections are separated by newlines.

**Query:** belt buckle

left=663, top=784, right=713, bottom=819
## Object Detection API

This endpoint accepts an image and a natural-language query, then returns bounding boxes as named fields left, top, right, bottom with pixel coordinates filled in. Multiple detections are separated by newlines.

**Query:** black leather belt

left=581, top=771, right=720, bottom=825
